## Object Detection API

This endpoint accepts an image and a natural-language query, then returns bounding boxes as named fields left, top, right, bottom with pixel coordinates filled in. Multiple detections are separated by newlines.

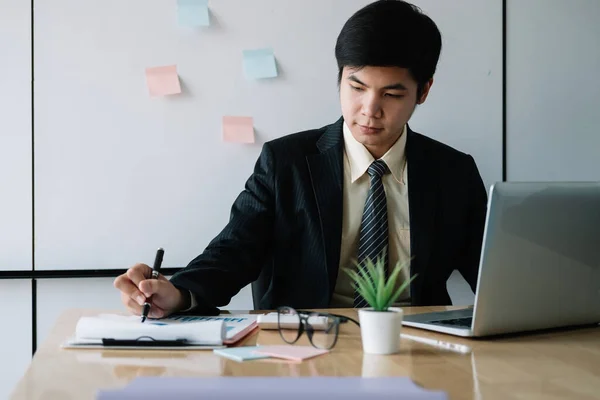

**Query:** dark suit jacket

left=170, top=117, right=488, bottom=314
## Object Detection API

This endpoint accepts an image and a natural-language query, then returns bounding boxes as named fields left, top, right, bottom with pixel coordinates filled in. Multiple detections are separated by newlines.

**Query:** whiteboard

left=0, top=0, right=32, bottom=271
left=34, top=0, right=502, bottom=270
left=507, top=0, right=600, bottom=181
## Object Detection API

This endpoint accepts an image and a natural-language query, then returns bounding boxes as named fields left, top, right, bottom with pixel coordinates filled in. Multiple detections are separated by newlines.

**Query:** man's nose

left=361, top=93, right=383, bottom=118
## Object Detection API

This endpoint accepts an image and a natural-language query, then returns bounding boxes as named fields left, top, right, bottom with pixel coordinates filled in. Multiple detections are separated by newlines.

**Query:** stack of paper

left=63, top=313, right=258, bottom=349
left=66, top=314, right=225, bottom=348
left=97, top=377, right=448, bottom=399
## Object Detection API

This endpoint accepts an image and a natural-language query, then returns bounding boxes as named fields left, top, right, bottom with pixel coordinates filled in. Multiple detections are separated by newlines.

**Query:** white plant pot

left=358, top=307, right=403, bottom=355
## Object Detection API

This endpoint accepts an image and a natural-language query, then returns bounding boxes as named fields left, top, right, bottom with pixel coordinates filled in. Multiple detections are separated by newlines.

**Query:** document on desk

left=97, top=377, right=448, bottom=399
left=62, top=313, right=258, bottom=349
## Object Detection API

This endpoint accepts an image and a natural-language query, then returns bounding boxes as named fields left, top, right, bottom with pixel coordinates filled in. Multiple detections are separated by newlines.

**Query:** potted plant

left=345, top=251, right=417, bottom=355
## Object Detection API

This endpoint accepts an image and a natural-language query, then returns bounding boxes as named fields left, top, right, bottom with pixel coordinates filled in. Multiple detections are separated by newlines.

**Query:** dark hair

left=335, top=0, right=442, bottom=100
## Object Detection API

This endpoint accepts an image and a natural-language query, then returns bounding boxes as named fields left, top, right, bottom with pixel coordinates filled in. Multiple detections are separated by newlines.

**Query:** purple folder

left=97, top=377, right=447, bottom=400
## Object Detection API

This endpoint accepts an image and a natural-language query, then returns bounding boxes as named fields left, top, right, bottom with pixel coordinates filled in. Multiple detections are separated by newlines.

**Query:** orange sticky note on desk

left=222, top=116, right=255, bottom=143
left=253, top=345, right=329, bottom=361
left=145, top=65, right=182, bottom=97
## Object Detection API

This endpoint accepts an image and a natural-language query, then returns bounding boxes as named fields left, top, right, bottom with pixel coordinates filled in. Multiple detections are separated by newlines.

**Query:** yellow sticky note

left=145, top=65, right=182, bottom=97
left=222, top=116, right=255, bottom=144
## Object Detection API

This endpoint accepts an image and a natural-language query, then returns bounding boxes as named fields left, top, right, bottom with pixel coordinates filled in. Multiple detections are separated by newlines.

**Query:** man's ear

left=417, top=78, right=434, bottom=104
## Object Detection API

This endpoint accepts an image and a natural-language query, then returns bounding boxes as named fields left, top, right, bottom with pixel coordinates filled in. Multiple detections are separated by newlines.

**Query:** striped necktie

left=354, top=159, right=390, bottom=308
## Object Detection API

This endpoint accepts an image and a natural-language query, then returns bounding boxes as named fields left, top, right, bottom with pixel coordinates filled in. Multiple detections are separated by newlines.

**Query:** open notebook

left=63, top=313, right=259, bottom=350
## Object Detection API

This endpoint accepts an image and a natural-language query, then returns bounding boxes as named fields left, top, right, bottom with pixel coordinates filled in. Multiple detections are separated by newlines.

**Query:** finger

left=123, top=293, right=142, bottom=315
left=138, top=279, right=166, bottom=298
left=114, top=274, right=146, bottom=306
left=146, top=272, right=169, bottom=282
left=127, top=263, right=153, bottom=285
left=149, top=306, right=166, bottom=319
left=123, top=294, right=166, bottom=319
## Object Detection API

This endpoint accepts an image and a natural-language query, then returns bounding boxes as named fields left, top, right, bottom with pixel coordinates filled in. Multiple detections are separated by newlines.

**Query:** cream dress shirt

left=329, top=121, right=412, bottom=308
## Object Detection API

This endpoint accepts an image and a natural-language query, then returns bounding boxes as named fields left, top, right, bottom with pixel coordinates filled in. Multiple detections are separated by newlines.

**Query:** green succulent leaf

left=382, top=263, right=401, bottom=300
left=375, top=259, right=386, bottom=310
left=345, top=268, right=376, bottom=303
left=344, top=247, right=418, bottom=311
left=388, top=272, right=418, bottom=306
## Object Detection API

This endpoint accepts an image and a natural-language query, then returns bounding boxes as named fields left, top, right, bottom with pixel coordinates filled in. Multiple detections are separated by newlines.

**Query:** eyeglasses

left=276, top=306, right=360, bottom=350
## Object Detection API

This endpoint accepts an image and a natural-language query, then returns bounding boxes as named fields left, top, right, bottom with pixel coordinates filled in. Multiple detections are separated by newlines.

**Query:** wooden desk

left=9, top=307, right=600, bottom=400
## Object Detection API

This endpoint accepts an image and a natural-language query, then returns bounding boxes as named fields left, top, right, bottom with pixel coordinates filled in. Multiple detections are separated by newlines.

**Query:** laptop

left=403, top=182, right=600, bottom=337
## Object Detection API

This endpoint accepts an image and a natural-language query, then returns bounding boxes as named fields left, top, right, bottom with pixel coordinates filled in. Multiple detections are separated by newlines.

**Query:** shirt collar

left=342, top=121, right=407, bottom=183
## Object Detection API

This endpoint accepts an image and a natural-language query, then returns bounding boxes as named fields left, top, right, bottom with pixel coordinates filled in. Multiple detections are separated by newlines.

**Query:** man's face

left=340, top=66, right=432, bottom=158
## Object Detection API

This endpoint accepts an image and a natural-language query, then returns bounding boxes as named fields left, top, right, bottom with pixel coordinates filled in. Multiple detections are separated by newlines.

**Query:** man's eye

left=351, top=86, right=364, bottom=91
left=385, top=93, right=405, bottom=98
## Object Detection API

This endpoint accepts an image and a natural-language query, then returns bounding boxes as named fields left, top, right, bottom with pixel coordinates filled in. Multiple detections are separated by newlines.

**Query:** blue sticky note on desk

left=243, top=48, right=278, bottom=80
left=213, top=346, right=270, bottom=362
left=177, top=0, right=210, bottom=27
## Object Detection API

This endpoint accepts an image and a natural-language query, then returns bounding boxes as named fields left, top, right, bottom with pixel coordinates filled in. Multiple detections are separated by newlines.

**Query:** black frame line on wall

left=502, top=0, right=507, bottom=181
left=0, top=268, right=182, bottom=280
left=2, top=0, right=507, bottom=356
left=31, top=279, right=36, bottom=356
left=31, top=0, right=35, bottom=357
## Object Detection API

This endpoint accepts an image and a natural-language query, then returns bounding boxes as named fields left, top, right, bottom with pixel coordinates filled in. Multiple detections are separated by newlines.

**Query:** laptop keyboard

left=429, top=317, right=473, bottom=328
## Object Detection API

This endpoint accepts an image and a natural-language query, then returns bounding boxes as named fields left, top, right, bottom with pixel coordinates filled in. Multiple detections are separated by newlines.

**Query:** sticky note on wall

left=223, top=116, right=255, bottom=144
left=145, top=65, right=182, bottom=97
left=243, top=48, right=278, bottom=80
left=177, top=0, right=210, bottom=27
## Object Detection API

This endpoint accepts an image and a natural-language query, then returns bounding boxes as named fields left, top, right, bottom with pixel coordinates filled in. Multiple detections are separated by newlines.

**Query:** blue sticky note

left=177, top=0, right=210, bottom=27
left=243, top=48, right=278, bottom=80
left=213, top=346, right=271, bottom=362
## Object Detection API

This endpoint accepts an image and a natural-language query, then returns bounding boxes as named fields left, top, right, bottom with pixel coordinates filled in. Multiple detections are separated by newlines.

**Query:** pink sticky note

left=253, top=345, right=329, bottom=361
left=145, top=65, right=182, bottom=97
left=222, top=116, right=255, bottom=144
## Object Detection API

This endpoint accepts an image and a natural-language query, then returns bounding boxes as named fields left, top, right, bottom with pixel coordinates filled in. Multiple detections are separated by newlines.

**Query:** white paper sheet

left=70, top=314, right=226, bottom=346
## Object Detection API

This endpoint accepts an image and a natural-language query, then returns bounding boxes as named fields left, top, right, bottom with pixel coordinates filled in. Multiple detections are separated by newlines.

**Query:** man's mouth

left=358, top=125, right=384, bottom=134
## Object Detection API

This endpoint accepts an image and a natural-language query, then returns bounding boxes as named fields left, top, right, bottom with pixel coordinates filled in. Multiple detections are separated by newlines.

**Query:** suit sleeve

left=457, top=155, right=488, bottom=294
left=168, top=143, right=276, bottom=314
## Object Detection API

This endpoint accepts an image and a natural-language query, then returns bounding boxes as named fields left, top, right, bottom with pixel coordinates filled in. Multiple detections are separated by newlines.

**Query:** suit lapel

left=406, top=127, right=438, bottom=300
left=306, top=118, right=344, bottom=298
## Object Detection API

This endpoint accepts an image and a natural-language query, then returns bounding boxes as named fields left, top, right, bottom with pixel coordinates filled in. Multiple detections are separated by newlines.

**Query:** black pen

left=141, top=248, right=164, bottom=323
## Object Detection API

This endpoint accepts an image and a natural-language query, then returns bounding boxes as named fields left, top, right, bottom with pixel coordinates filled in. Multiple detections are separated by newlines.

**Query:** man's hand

left=113, top=263, right=189, bottom=319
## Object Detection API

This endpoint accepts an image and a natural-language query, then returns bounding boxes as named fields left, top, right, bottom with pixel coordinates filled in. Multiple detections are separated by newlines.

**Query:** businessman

left=114, top=0, right=487, bottom=317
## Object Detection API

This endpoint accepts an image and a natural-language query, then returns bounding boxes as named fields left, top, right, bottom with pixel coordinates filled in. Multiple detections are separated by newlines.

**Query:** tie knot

left=367, top=160, right=389, bottom=179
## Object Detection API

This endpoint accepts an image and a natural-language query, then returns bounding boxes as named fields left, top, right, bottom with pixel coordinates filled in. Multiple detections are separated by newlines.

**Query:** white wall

left=0, top=0, right=31, bottom=271
left=447, top=271, right=475, bottom=306
left=0, top=280, right=31, bottom=400
left=507, top=0, right=600, bottom=181
left=0, top=0, right=32, bottom=394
